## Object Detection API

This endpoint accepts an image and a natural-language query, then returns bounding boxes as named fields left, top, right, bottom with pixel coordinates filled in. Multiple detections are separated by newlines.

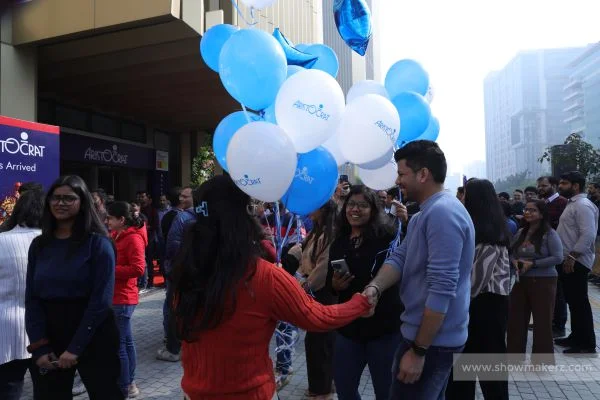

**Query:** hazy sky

left=378, top=0, right=599, bottom=173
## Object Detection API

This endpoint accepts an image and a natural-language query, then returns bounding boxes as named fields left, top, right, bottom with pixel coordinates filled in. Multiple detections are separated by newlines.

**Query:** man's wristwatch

left=411, top=342, right=428, bottom=357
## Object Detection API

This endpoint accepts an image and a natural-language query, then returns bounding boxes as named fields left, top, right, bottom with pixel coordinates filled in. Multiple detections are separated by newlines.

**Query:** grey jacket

left=512, top=228, right=563, bottom=277
left=556, top=194, right=599, bottom=269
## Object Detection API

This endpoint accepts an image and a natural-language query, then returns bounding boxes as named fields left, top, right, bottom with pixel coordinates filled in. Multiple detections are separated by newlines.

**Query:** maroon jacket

left=547, top=195, right=568, bottom=230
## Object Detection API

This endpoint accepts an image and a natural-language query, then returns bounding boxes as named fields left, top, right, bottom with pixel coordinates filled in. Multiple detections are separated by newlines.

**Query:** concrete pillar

left=180, top=131, right=191, bottom=185
left=0, top=11, right=37, bottom=121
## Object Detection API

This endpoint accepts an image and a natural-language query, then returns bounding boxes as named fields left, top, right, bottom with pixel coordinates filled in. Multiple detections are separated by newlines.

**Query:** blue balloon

left=287, top=65, right=304, bottom=78
left=219, top=29, right=287, bottom=111
left=414, top=116, right=440, bottom=142
left=304, top=44, right=339, bottom=78
left=200, top=24, right=239, bottom=72
left=213, top=111, right=261, bottom=171
left=392, top=92, right=432, bottom=144
left=295, top=43, right=310, bottom=52
left=272, top=28, right=318, bottom=68
left=282, top=147, right=339, bottom=215
left=385, top=59, right=430, bottom=98
left=334, top=0, right=372, bottom=56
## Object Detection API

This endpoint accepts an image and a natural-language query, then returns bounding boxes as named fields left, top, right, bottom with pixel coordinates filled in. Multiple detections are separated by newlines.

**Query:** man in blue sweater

left=363, top=140, right=475, bottom=399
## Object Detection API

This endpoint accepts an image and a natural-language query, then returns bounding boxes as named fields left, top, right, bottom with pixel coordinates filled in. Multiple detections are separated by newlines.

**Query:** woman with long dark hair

left=106, top=201, right=147, bottom=398
left=507, top=200, right=563, bottom=364
left=327, top=185, right=401, bottom=400
left=0, top=189, right=44, bottom=400
left=296, top=200, right=338, bottom=399
left=170, top=176, right=370, bottom=400
left=446, top=179, right=511, bottom=400
left=25, top=175, right=122, bottom=400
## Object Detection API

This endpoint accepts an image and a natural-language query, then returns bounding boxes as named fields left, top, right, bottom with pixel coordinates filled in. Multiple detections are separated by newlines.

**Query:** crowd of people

left=0, top=139, right=599, bottom=400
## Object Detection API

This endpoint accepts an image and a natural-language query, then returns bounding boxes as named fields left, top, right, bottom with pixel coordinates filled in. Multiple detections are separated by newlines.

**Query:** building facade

left=0, top=0, right=323, bottom=201
left=563, top=42, right=600, bottom=149
left=484, top=47, right=584, bottom=183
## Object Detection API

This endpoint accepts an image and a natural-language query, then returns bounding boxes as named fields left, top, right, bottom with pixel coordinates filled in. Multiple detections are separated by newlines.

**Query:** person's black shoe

left=554, top=336, right=574, bottom=347
left=553, top=328, right=566, bottom=338
left=563, top=347, right=597, bottom=355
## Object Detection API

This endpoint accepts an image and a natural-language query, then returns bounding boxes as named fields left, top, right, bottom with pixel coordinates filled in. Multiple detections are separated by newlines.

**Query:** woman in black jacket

left=326, top=185, right=403, bottom=400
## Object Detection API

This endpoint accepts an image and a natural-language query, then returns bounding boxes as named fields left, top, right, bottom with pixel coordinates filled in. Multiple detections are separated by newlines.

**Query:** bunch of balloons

left=202, top=21, right=440, bottom=214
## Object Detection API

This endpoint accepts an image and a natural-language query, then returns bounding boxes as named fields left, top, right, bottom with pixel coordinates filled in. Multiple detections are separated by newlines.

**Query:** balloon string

left=240, top=103, right=252, bottom=123
left=280, top=214, right=295, bottom=251
left=274, top=202, right=283, bottom=264
left=295, top=215, right=302, bottom=245
left=229, top=0, right=258, bottom=27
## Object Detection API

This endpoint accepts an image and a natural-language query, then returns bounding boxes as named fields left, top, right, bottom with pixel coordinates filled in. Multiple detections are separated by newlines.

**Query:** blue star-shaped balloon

left=334, top=0, right=372, bottom=56
left=272, top=28, right=318, bottom=68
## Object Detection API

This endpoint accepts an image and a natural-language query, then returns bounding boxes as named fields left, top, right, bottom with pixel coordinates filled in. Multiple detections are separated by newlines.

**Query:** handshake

left=360, top=284, right=382, bottom=317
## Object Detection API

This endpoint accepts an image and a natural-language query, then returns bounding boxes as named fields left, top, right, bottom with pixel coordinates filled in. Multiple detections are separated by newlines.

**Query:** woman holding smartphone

left=326, top=185, right=402, bottom=400
left=25, top=175, right=122, bottom=400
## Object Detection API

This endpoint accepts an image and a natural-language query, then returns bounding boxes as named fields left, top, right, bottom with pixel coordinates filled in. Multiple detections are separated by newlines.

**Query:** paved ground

left=20, top=283, right=600, bottom=399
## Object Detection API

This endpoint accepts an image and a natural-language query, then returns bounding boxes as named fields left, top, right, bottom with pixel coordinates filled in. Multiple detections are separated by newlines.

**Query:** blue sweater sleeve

left=67, top=236, right=116, bottom=356
left=25, top=238, right=53, bottom=358
left=424, top=206, right=465, bottom=314
left=384, top=234, right=408, bottom=276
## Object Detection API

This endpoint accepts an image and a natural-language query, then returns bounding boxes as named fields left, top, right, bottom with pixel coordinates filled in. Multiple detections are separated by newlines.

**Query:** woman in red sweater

left=106, top=201, right=147, bottom=399
left=170, top=176, right=371, bottom=400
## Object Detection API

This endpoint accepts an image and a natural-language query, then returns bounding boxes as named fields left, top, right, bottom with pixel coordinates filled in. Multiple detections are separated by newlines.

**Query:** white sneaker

left=128, top=382, right=140, bottom=398
left=156, top=347, right=180, bottom=362
left=72, top=374, right=86, bottom=396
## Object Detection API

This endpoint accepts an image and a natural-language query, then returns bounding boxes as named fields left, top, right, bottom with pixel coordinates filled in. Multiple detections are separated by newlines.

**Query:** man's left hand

left=563, top=258, right=575, bottom=274
left=57, top=351, right=78, bottom=369
left=397, top=349, right=425, bottom=384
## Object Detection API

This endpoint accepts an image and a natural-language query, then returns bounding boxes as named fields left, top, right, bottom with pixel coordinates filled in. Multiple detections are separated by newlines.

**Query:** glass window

left=55, top=105, right=88, bottom=131
left=121, top=121, right=146, bottom=143
left=91, top=114, right=119, bottom=137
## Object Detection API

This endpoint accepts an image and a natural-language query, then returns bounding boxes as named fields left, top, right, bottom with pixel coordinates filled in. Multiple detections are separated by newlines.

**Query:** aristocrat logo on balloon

left=234, top=174, right=262, bottom=187
left=295, top=167, right=315, bottom=184
left=292, top=101, right=331, bottom=121
left=375, top=120, right=397, bottom=142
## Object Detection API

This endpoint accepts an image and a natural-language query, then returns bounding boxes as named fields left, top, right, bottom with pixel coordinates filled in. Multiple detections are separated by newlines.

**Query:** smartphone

left=331, top=259, right=350, bottom=275
left=339, top=175, right=349, bottom=183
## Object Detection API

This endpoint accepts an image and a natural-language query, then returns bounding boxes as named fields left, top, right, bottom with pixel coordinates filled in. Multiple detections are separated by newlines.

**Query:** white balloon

left=275, top=69, right=345, bottom=153
left=240, top=0, right=276, bottom=9
left=339, top=94, right=400, bottom=165
left=322, top=130, right=347, bottom=167
left=358, top=147, right=394, bottom=170
left=358, top=159, right=398, bottom=190
left=226, top=121, right=297, bottom=202
left=347, top=80, right=389, bottom=104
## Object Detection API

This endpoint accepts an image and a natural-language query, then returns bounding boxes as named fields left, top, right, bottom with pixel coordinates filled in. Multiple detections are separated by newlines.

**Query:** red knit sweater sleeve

left=115, top=234, right=146, bottom=280
left=265, top=261, right=370, bottom=332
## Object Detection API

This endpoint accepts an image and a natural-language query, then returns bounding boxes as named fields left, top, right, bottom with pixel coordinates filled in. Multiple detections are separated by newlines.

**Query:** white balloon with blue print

left=226, top=121, right=298, bottom=202
left=339, top=94, right=400, bottom=165
left=358, top=158, right=398, bottom=191
left=275, top=69, right=345, bottom=153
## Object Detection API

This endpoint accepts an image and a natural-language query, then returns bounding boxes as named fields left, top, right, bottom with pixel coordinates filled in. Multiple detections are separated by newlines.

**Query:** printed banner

left=0, top=115, right=60, bottom=224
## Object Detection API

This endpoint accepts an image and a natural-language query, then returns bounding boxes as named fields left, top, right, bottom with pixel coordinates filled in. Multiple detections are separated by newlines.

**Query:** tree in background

left=493, top=171, right=537, bottom=194
left=191, top=146, right=216, bottom=188
left=539, top=133, right=600, bottom=179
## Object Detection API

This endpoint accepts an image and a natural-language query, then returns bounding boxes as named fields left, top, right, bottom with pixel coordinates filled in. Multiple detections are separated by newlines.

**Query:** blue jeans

left=333, top=332, right=400, bottom=400
left=388, top=334, right=464, bottom=400
left=113, top=305, right=137, bottom=395
left=275, top=322, right=297, bottom=375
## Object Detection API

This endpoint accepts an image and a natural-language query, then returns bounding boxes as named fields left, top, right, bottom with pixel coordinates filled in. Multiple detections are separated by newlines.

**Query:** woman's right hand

left=36, top=353, right=58, bottom=371
left=332, top=271, right=354, bottom=292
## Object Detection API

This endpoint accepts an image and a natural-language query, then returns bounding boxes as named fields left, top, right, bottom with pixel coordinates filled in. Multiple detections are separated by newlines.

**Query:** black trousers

left=304, top=288, right=336, bottom=395
left=553, top=264, right=568, bottom=331
left=446, top=292, right=509, bottom=400
left=560, top=262, right=596, bottom=349
left=0, top=358, right=31, bottom=400
left=30, top=299, right=123, bottom=400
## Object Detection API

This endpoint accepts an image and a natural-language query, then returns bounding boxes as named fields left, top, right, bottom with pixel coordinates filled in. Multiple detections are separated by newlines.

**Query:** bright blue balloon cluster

left=385, top=59, right=430, bottom=98
left=392, top=92, right=432, bottom=145
left=219, top=29, right=287, bottom=111
left=213, top=111, right=261, bottom=172
left=281, top=147, right=339, bottom=215
left=334, top=0, right=372, bottom=56
left=415, top=116, right=440, bottom=142
left=200, top=24, right=239, bottom=72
